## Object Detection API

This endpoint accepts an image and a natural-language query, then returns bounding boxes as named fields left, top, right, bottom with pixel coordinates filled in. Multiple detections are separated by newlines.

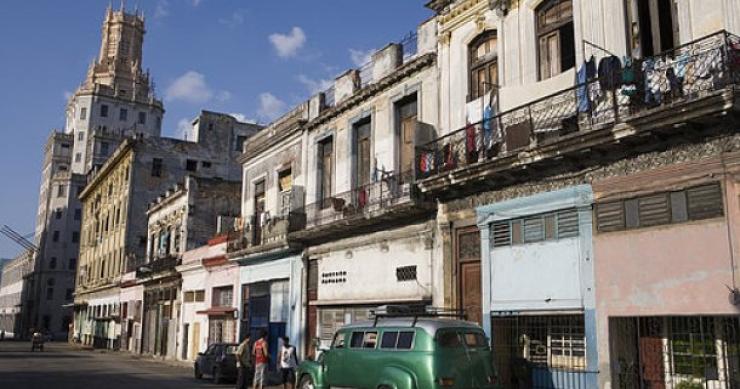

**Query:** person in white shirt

left=279, top=336, right=299, bottom=389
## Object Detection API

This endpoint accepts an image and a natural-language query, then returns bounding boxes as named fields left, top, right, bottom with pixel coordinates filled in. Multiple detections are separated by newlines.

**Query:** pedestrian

left=252, top=330, right=269, bottom=389
left=279, top=336, right=299, bottom=389
left=1, top=330, right=5, bottom=341
left=236, top=334, right=253, bottom=389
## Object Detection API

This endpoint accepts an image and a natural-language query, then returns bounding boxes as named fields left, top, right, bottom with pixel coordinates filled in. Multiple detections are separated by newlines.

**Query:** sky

left=0, top=0, right=432, bottom=259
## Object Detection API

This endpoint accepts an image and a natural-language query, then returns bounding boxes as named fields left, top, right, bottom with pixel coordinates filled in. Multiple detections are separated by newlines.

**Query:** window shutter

left=687, top=184, right=723, bottom=220
left=596, top=202, right=625, bottom=232
left=492, top=222, right=511, bottom=247
left=638, top=193, right=671, bottom=227
left=523, top=216, right=545, bottom=243
left=556, top=209, right=579, bottom=238
left=670, top=191, right=688, bottom=223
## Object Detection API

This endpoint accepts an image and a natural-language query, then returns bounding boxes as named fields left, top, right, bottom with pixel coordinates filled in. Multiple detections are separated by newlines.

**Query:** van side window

left=437, top=330, right=462, bottom=348
left=397, top=331, right=414, bottom=349
left=332, top=332, right=346, bottom=349
left=463, top=332, right=488, bottom=348
left=381, top=331, right=399, bottom=349
left=350, top=332, right=364, bottom=348
left=363, top=332, right=378, bottom=349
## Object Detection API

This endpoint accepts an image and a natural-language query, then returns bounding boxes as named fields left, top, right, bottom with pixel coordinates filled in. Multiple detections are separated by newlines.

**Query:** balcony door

left=353, top=120, right=372, bottom=209
left=317, top=137, right=334, bottom=209
left=396, top=94, right=418, bottom=181
left=626, top=0, right=679, bottom=57
left=253, top=180, right=265, bottom=245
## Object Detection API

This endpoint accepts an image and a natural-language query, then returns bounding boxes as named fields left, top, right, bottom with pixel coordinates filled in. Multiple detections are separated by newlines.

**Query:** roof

left=341, top=317, right=483, bottom=334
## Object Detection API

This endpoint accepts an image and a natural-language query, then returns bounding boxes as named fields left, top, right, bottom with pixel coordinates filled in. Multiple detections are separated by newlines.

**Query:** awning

left=196, top=307, right=237, bottom=316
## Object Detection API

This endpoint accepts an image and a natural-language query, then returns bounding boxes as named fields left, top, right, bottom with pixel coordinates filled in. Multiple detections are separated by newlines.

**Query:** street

left=0, top=341, right=280, bottom=389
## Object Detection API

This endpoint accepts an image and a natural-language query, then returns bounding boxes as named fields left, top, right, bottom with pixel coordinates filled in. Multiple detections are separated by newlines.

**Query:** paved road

left=0, top=340, right=280, bottom=389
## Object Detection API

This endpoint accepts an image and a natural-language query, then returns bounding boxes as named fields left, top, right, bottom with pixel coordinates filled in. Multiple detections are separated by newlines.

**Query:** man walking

left=279, top=336, right=298, bottom=389
left=235, top=334, right=252, bottom=389
left=252, top=330, right=269, bottom=389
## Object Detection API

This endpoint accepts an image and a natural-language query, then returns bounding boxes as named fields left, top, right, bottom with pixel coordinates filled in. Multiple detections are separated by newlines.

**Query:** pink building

left=593, top=153, right=740, bottom=389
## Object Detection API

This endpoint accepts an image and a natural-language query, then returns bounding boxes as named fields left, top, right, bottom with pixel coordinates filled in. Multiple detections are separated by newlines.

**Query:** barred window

left=596, top=183, right=724, bottom=232
left=492, top=208, right=579, bottom=248
left=396, top=266, right=417, bottom=282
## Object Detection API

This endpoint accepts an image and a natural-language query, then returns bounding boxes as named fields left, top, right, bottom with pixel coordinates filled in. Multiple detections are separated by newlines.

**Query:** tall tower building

left=0, top=5, right=164, bottom=339
left=65, top=4, right=164, bottom=174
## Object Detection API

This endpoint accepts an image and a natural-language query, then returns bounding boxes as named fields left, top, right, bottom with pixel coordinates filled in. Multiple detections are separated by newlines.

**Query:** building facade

left=74, top=112, right=258, bottom=349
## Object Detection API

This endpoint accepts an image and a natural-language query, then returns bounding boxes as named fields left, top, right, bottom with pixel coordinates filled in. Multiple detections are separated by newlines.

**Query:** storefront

left=118, top=273, right=143, bottom=353
left=141, top=281, right=179, bottom=358
left=238, top=255, right=302, bottom=366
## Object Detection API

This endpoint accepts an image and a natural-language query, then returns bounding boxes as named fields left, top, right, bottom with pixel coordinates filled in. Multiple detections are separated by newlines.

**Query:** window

left=363, top=331, right=378, bottom=349
left=65, top=289, right=73, bottom=301
left=75, top=153, right=82, bottom=163
left=55, top=208, right=62, bottom=219
left=437, top=330, right=463, bottom=348
left=119, top=108, right=128, bottom=121
left=77, top=131, right=85, bottom=141
left=74, top=208, right=81, bottom=221
left=194, top=290, right=205, bottom=302
left=186, top=159, right=198, bottom=172
left=49, top=257, right=57, bottom=269
left=68, top=258, right=76, bottom=270
left=596, top=183, right=724, bottom=232
left=201, top=161, right=212, bottom=168
left=317, top=137, right=334, bottom=207
left=138, top=112, right=146, bottom=125
left=463, top=332, right=487, bottom=348
left=61, top=143, right=70, bottom=150
left=469, top=31, right=498, bottom=100
left=80, top=108, right=87, bottom=120
left=350, top=332, right=365, bottom=348
left=72, top=231, right=79, bottom=243
left=396, top=95, right=418, bottom=177
left=353, top=120, right=372, bottom=188
left=278, top=168, right=293, bottom=192
left=184, top=291, right=195, bottom=303
left=235, top=135, right=248, bottom=152
left=52, top=230, right=60, bottom=242
left=151, top=158, right=163, bottom=177
left=100, top=142, right=109, bottom=155
left=380, top=331, right=415, bottom=350
left=492, top=208, right=579, bottom=248
left=212, top=286, right=233, bottom=307
left=332, top=332, right=346, bottom=349
left=57, top=184, right=66, bottom=198
left=536, top=0, right=575, bottom=80
left=100, top=104, right=109, bottom=117
left=46, top=278, right=55, bottom=301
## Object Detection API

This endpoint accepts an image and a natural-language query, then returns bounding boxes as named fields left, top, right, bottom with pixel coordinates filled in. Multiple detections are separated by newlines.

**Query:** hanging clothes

left=643, top=58, right=662, bottom=105
left=598, top=55, right=623, bottom=90
left=465, top=124, right=478, bottom=164
left=576, top=61, right=590, bottom=113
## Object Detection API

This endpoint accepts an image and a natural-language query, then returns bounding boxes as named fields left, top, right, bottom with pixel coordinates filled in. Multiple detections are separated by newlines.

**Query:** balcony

left=227, top=212, right=306, bottom=260
left=416, top=31, right=740, bottom=198
left=289, top=171, right=434, bottom=244
left=136, top=255, right=179, bottom=279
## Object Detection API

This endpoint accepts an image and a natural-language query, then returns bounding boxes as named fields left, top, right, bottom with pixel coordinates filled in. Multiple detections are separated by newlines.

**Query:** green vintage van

left=296, top=311, right=500, bottom=389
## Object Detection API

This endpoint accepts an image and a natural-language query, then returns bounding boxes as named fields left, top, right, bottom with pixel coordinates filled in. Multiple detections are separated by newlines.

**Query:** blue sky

left=0, top=0, right=432, bottom=259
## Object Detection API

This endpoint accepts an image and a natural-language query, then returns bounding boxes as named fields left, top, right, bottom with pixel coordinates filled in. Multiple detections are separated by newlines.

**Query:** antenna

left=0, top=225, right=38, bottom=253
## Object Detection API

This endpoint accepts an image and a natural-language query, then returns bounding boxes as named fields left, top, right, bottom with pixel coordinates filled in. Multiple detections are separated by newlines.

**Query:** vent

left=396, top=266, right=417, bottom=282
left=638, top=193, right=671, bottom=227
left=596, top=202, right=625, bottom=232
left=556, top=209, right=579, bottom=238
left=321, top=271, right=347, bottom=285
left=492, top=222, right=511, bottom=247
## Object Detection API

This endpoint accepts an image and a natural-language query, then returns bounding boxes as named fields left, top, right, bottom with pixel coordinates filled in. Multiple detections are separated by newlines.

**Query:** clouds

left=219, top=10, right=246, bottom=28
left=154, top=0, right=169, bottom=19
left=257, top=93, right=287, bottom=121
left=229, top=113, right=257, bottom=124
left=177, top=118, right=192, bottom=140
left=269, top=27, right=306, bottom=58
left=63, top=91, right=73, bottom=101
left=165, top=71, right=230, bottom=105
left=297, top=74, right=333, bottom=94
left=349, top=48, right=374, bottom=67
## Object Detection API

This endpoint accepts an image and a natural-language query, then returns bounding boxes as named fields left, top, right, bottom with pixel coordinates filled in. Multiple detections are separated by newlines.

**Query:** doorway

left=455, top=226, right=482, bottom=325
left=626, top=0, right=679, bottom=57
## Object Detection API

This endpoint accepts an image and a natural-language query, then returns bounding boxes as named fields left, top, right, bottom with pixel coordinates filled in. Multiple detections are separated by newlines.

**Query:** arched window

left=469, top=31, right=498, bottom=101
left=536, top=0, right=575, bottom=80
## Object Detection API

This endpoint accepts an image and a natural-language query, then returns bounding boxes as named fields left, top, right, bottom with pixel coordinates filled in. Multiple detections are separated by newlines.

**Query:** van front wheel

left=299, top=375, right=315, bottom=389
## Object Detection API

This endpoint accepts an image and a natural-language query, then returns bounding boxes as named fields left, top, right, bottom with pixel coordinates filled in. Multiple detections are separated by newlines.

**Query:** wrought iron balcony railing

left=294, top=171, right=418, bottom=230
left=416, top=31, right=740, bottom=181
left=227, top=212, right=306, bottom=254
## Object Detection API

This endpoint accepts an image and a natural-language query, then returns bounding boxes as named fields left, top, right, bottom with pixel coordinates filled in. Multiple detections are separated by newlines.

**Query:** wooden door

left=456, top=226, right=482, bottom=325
left=461, top=262, right=482, bottom=325
left=190, top=322, right=200, bottom=360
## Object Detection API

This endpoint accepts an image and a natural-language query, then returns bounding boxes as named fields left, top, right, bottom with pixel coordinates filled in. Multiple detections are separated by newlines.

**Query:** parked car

left=194, top=343, right=239, bottom=384
left=296, top=309, right=500, bottom=389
